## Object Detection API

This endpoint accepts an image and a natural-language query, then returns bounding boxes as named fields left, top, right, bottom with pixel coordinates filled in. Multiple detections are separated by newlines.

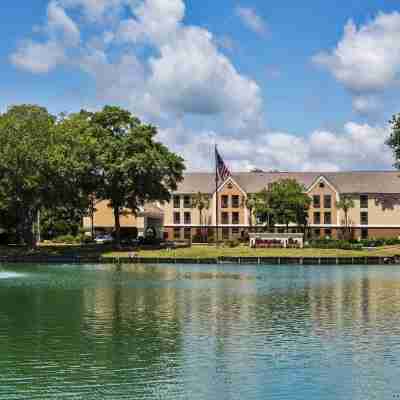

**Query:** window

left=173, top=212, right=181, bottom=225
left=221, top=195, right=229, bottom=208
left=232, top=228, right=240, bottom=236
left=232, top=212, right=239, bottom=225
left=183, top=195, right=191, bottom=208
left=184, top=212, right=191, bottom=225
left=324, top=228, right=332, bottom=238
left=314, top=228, right=321, bottom=238
left=361, top=212, right=368, bottom=226
left=313, top=195, right=321, bottom=208
left=221, top=212, right=229, bottom=224
left=173, top=195, right=181, bottom=209
left=222, top=228, right=229, bottom=240
left=314, top=212, right=321, bottom=225
left=361, top=228, right=369, bottom=239
left=231, top=195, right=240, bottom=208
left=324, top=195, right=332, bottom=209
left=184, top=228, right=191, bottom=240
left=319, top=182, right=325, bottom=188
left=324, top=212, right=332, bottom=225
left=173, top=228, right=181, bottom=240
left=360, top=195, right=369, bottom=209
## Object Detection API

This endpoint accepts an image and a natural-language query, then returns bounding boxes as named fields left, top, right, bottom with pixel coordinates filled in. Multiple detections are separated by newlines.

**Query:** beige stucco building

left=84, top=171, right=400, bottom=241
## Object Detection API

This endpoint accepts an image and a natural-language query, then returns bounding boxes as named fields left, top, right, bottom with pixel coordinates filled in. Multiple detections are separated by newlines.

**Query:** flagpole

left=215, top=144, right=219, bottom=245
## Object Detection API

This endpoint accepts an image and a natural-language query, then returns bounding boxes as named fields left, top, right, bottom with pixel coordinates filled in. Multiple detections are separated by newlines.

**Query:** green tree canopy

left=253, top=179, right=311, bottom=232
left=0, top=104, right=185, bottom=247
left=0, top=105, right=101, bottom=246
left=0, top=105, right=58, bottom=245
left=81, top=106, right=185, bottom=246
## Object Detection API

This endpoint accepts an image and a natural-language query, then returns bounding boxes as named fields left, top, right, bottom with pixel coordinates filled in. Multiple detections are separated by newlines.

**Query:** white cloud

left=118, top=0, right=185, bottom=44
left=11, top=1, right=79, bottom=73
left=10, top=40, right=66, bottom=74
left=160, top=122, right=392, bottom=172
left=60, top=0, right=126, bottom=22
left=351, top=95, right=381, bottom=115
left=87, top=0, right=263, bottom=129
left=146, top=26, right=262, bottom=128
left=235, top=6, right=268, bottom=37
left=47, top=1, right=80, bottom=45
left=11, top=0, right=263, bottom=130
left=313, top=12, right=400, bottom=112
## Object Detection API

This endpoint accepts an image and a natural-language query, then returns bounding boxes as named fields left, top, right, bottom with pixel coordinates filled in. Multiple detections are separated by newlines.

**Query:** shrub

left=52, top=234, right=80, bottom=244
left=224, top=239, right=240, bottom=248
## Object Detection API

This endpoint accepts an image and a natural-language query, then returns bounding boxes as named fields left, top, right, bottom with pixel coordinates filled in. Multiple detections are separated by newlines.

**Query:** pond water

left=0, top=263, right=400, bottom=399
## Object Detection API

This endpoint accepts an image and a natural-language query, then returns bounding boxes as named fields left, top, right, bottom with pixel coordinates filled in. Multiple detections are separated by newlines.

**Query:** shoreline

left=1, top=255, right=399, bottom=265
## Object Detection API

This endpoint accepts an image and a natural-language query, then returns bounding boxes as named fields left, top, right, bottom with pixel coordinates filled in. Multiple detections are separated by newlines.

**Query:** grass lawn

left=105, top=244, right=400, bottom=259
left=2, top=243, right=400, bottom=260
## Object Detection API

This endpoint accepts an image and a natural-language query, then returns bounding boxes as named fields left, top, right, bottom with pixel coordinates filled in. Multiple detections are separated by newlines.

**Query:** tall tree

left=0, top=105, right=56, bottom=246
left=336, top=196, right=355, bottom=240
left=82, top=106, right=185, bottom=247
left=0, top=105, right=104, bottom=247
left=192, top=192, right=210, bottom=242
left=245, top=194, right=259, bottom=227
left=258, top=179, right=311, bottom=232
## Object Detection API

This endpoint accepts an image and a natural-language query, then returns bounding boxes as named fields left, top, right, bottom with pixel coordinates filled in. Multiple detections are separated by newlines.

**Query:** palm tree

left=245, top=194, right=258, bottom=227
left=336, top=196, right=355, bottom=239
left=192, top=192, right=210, bottom=242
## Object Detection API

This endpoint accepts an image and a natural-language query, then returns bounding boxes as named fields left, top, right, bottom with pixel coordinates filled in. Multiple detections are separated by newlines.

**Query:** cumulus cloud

left=11, top=1, right=79, bottom=73
left=146, top=26, right=262, bottom=127
left=10, top=40, right=65, bottom=74
left=92, top=0, right=263, bottom=129
left=47, top=1, right=80, bottom=45
left=11, top=0, right=263, bottom=130
left=60, top=0, right=127, bottom=22
left=313, top=12, right=400, bottom=113
left=118, top=0, right=185, bottom=44
left=160, top=122, right=392, bottom=172
left=235, top=6, right=268, bottom=37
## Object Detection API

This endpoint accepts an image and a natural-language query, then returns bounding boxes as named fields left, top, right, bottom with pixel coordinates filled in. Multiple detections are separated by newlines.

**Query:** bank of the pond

left=2, top=244, right=400, bottom=265
left=0, top=255, right=399, bottom=265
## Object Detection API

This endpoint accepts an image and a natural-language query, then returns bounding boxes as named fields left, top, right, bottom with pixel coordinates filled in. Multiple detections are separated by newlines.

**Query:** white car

left=94, top=234, right=113, bottom=244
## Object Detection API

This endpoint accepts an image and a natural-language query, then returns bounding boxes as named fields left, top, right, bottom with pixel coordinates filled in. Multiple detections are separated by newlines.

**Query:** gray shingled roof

left=175, top=171, right=400, bottom=194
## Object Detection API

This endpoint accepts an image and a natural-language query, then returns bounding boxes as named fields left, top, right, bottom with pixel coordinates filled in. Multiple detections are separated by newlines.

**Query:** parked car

left=94, top=234, right=113, bottom=244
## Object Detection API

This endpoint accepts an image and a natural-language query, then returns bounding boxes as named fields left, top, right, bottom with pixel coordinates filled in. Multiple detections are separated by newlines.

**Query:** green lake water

left=1, top=263, right=400, bottom=399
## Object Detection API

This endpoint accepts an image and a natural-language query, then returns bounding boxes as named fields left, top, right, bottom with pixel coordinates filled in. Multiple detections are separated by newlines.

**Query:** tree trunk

left=113, top=206, right=121, bottom=249
left=344, top=210, right=349, bottom=240
left=90, top=197, right=95, bottom=239
left=22, top=207, right=36, bottom=249
left=199, top=209, right=203, bottom=243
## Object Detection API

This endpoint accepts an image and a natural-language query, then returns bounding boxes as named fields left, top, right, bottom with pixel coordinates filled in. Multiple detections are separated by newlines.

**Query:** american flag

left=215, top=147, right=231, bottom=182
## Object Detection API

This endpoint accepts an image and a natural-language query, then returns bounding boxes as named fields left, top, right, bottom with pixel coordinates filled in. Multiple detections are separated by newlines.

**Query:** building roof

left=175, top=171, right=400, bottom=194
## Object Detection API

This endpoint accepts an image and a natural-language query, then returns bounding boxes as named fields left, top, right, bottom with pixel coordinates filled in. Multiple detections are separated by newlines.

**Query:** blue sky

left=1, top=0, right=400, bottom=171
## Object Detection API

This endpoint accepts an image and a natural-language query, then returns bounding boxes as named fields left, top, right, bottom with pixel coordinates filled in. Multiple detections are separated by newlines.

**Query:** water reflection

left=0, top=264, right=400, bottom=399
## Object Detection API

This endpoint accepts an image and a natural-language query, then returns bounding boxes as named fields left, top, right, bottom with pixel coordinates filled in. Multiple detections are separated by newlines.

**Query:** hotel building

left=84, top=171, right=400, bottom=241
